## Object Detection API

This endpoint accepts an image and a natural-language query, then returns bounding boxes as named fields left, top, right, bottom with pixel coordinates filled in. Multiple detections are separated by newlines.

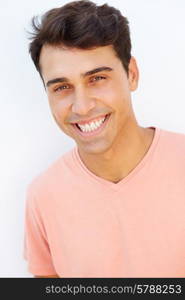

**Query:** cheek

left=89, top=85, right=115, bottom=106
left=94, top=80, right=129, bottom=105
left=48, top=97, right=71, bottom=122
left=99, top=87, right=129, bottom=109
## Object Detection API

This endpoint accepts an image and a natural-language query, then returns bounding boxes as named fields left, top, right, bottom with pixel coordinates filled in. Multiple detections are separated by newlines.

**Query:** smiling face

left=39, top=44, right=139, bottom=155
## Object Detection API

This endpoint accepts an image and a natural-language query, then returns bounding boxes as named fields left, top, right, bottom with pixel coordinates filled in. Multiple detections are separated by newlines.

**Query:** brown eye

left=90, top=75, right=106, bottom=82
left=54, top=84, right=70, bottom=92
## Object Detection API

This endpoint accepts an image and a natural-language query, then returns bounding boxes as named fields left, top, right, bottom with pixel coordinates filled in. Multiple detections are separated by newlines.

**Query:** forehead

left=39, top=44, right=122, bottom=80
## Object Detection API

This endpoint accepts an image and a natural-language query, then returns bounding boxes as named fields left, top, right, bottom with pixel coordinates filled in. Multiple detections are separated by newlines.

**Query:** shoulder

left=159, top=127, right=185, bottom=151
left=158, top=127, right=185, bottom=169
left=26, top=147, right=75, bottom=203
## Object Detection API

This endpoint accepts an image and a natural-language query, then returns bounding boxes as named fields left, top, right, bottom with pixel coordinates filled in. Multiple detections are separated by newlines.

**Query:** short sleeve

left=23, top=184, right=57, bottom=276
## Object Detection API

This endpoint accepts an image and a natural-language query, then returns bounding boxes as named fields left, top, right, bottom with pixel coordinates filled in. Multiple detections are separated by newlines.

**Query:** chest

left=44, top=189, right=185, bottom=277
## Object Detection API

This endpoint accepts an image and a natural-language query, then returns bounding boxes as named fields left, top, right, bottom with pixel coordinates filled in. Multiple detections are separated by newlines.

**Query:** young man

left=24, top=0, right=185, bottom=277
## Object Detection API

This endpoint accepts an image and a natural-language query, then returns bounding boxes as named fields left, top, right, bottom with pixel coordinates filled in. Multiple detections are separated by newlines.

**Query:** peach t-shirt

left=23, top=126, right=185, bottom=277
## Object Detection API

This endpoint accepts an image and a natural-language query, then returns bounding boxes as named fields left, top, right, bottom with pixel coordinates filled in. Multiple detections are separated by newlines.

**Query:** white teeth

left=78, top=116, right=106, bottom=132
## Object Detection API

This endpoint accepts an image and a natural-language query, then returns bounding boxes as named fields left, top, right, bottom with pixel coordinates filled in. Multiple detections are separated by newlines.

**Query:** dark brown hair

left=29, top=0, right=131, bottom=77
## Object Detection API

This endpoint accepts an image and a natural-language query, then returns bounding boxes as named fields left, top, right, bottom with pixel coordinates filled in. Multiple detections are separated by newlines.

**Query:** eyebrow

left=46, top=66, right=113, bottom=88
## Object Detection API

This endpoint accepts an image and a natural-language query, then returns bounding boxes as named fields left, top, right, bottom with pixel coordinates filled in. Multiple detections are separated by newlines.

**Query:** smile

left=71, top=113, right=111, bottom=137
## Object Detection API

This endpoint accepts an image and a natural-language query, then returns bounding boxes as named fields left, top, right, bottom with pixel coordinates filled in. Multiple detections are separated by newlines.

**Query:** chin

left=77, top=140, right=113, bottom=156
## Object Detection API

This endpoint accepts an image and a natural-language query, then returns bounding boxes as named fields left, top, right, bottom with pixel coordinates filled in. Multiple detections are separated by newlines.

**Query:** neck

left=77, top=122, right=155, bottom=183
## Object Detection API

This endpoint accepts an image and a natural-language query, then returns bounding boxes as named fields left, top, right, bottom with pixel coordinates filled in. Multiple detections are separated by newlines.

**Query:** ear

left=128, top=56, right=139, bottom=91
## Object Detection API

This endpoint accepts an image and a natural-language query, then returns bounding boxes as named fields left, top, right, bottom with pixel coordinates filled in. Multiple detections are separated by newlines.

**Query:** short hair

left=29, top=0, right=132, bottom=77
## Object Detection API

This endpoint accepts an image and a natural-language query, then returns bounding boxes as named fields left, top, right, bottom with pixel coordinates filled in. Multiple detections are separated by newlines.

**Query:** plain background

left=0, top=0, right=185, bottom=277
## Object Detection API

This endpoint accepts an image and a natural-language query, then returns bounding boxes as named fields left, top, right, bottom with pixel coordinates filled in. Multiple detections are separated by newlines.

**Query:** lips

left=76, top=115, right=106, bottom=132
left=72, top=113, right=111, bottom=138
left=72, top=114, right=108, bottom=126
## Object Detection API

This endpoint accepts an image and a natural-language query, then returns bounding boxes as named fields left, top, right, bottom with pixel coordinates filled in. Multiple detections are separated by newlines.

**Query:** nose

left=71, top=86, right=96, bottom=115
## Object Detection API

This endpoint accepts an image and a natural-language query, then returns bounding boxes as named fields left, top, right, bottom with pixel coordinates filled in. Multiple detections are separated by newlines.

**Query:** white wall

left=0, top=0, right=185, bottom=277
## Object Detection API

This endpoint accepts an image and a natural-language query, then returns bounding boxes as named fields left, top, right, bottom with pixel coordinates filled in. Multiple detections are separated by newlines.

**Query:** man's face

left=39, top=44, right=138, bottom=155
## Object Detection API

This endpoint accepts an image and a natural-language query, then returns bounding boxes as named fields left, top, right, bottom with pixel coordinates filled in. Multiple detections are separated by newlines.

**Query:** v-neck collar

left=72, top=126, right=161, bottom=192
